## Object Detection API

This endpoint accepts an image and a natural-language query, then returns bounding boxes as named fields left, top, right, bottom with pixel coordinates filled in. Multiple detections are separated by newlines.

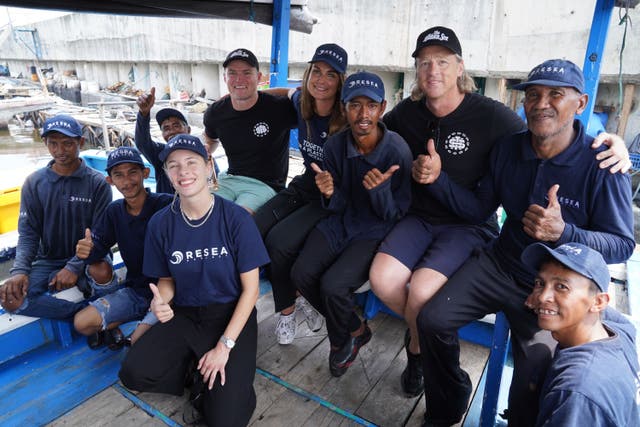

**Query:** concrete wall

left=1, top=0, right=638, bottom=136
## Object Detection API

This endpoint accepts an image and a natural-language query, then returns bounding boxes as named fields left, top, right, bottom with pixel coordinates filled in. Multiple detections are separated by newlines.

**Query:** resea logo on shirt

left=169, top=247, right=230, bottom=264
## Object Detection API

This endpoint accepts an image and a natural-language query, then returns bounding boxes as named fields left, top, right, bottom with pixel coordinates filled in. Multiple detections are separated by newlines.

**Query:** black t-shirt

left=383, top=92, right=525, bottom=224
left=203, top=92, right=297, bottom=191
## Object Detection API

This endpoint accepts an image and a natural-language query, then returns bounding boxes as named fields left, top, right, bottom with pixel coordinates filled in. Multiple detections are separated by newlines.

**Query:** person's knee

left=417, top=302, right=449, bottom=335
left=88, top=261, right=113, bottom=285
left=369, top=254, right=409, bottom=298
left=73, top=305, right=102, bottom=335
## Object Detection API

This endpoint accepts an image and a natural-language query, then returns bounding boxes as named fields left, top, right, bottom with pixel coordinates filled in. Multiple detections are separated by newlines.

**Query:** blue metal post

left=479, top=312, right=511, bottom=427
left=269, top=0, right=290, bottom=88
left=577, top=0, right=615, bottom=126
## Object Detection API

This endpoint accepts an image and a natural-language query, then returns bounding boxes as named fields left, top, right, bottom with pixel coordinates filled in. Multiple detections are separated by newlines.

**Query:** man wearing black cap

left=203, top=48, right=297, bottom=214
left=0, top=114, right=113, bottom=319
left=522, top=242, right=640, bottom=426
left=370, top=25, right=526, bottom=398
left=136, top=88, right=191, bottom=194
left=415, top=59, right=635, bottom=426
left=369, top=26, right=632, bottom=401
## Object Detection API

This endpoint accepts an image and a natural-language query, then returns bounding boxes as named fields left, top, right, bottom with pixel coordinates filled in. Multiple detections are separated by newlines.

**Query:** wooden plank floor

left=49, top=291, right=489, bottom=427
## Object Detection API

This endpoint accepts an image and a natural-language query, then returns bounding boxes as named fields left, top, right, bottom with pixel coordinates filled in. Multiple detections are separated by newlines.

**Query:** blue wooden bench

left=0, top=252, right=126, bottom=364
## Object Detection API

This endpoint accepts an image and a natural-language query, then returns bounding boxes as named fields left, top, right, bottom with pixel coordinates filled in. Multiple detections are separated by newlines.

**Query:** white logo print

left=559, top=245, right=582, bottom=256
left=253, top=122, right=269, bottom=137
left=170, top=251, right=184, bottom=264
left=320, top=131, right=327, bottom=139
left=229, top=49, right=249, bottom=59
left=423, top=30, right=449, bottom=43
left=444, top=132, right=470, bottom=155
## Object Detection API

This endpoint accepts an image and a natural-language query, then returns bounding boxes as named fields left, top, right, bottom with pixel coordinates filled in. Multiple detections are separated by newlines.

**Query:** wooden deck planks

left=47, top=291, right=492, bottom=427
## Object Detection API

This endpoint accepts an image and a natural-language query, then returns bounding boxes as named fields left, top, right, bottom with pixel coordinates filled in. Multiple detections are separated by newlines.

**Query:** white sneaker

left=296, top=297, right=323, bottom=332
left=275, top=312, right=296, bottom=345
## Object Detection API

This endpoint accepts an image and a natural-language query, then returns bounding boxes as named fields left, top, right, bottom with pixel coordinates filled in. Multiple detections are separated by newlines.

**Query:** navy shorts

left=378, top=214, right=491, bottom=278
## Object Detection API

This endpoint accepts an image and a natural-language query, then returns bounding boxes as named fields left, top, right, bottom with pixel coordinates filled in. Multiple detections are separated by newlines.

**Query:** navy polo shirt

left=85, top=190, right=173, bottom=295
left=11, top=159, right=112, bottom=277
left=427, top=120, right=635, bottom=282
left=316, top=123, right=413, bottom=252
left=143, top=195, right=269, bottom=306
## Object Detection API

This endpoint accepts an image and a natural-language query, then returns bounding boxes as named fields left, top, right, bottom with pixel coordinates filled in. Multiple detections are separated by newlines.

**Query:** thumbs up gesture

left=522, top=184, right=565, bottom=242
left=311, top=162, right=334, bottom=198
left=149, top=283, right=174, bottom=323
left=363, top=165, right=400, bottom=190
left=137, top=87, right=156, bottom=117
left=412, top=138, right=441, bottom=184
left=76, top=228, right=93, bottom=259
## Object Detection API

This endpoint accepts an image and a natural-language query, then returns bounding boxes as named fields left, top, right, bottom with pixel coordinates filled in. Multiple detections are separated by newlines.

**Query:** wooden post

left=616, top=83, right=635, bottom=139
left=497, top=78, right=508, bottom=105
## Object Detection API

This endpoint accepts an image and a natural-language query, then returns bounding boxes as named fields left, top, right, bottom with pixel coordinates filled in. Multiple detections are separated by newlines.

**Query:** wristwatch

left=219, top=335, right=236, bottom=349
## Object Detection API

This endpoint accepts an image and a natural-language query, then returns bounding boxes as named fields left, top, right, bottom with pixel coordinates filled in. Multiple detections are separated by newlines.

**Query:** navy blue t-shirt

left=292, top=89, right=330, bottom=170
left=143, top=195, right=269, bottom=306
left=85, top=190, right=172, bottom=295
left=536, top=308, right=640, bottom=427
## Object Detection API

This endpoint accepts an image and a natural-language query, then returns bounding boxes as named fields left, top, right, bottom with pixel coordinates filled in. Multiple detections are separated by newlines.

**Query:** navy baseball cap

left=512, top=59, right=585, bottom=93
left=106, top=147, right=145, bottom=173
left=521, top=242, right=610, bottom=292
left=412, top=26, right=462, bottom=58
left=155, top=108, right=188, bottom=128
left=159, top=134, right=208, bottom=163
left=309, top=43, right=348, bottom=74
left=223, top=48, right=259, bottom=70
left=41, top=114, right=83, bottom=138
left=341, top=71, right=385, bottom=103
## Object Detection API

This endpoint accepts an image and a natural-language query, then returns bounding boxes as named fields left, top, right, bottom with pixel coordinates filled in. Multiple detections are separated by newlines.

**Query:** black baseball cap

left=412, top=26, right=462, bottom=57
left=155, top=108, right=188, bottom=128
left=223, top=48, right=259, bottom=70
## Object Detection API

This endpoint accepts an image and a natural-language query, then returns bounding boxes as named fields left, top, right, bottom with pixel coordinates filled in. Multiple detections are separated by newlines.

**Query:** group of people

left=0, top=24, right=638, bottom=427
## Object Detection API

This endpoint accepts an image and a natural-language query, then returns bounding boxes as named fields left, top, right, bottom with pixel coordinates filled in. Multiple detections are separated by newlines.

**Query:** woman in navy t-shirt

left=253, top=43, right=349, bottom=345
left=119, top=134, right=269, bottom=427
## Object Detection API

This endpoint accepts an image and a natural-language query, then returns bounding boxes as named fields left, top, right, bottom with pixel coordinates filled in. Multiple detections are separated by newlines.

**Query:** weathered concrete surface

left=1, top=1, right=638, bottom=135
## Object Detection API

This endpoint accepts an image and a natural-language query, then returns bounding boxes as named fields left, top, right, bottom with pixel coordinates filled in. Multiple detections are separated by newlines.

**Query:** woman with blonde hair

left=119, top=134, right=269, bottom=426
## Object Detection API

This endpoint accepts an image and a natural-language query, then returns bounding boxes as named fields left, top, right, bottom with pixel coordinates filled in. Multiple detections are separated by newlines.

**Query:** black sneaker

left=329, top=323, right=372, bottom=377
left=104, top=327, right=126, bottom=351
left=183, top=377, right=205, bottom=425
left=87, top=331, right=106, bottom=350
left=401, top=329, right=424, bottom=396
left=182, top=391, right=204, bottom=425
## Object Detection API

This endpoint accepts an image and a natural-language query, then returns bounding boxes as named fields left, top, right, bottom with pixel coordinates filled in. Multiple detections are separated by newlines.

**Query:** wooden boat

left=0, top=187, right=20, bottom=234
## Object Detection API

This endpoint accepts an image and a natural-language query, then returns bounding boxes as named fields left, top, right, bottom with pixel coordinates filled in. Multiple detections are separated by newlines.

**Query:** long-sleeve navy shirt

left=84, top=189, right=172, bottom=296
left=316, top=123, right=413, bottom=253
left=11, top=159, right=112, bottom=277
left=427, top=120, right=635, bottom=282
left=134, top=112, right=173, bottom=194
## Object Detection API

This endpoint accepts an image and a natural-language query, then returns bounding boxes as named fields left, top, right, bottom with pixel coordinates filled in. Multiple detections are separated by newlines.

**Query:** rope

left=256, top=368, right=379, bottom=426
left=617, top=4, right=632, bottom=118
left=112, top=383, right=182, bottom=427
